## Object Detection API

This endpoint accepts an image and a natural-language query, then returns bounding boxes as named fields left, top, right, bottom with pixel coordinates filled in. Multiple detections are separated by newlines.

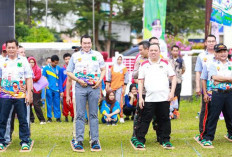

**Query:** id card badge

left=56, top=83, right=58, bottom=87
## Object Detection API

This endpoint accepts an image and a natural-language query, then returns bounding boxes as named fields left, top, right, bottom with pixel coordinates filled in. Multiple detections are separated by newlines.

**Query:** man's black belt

left=212, top=88, right=232, bottom=93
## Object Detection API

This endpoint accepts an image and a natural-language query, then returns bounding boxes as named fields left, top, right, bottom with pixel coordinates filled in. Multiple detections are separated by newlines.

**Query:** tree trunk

left=95, top=1, right=102, bottom=52
left=27, top=0, right=31, bottom=27
left=106, top=1, right=113, bottom=57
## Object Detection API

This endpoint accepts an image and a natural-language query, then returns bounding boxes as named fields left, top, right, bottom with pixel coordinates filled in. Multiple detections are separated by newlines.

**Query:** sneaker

left=73, top=141, right=84, bottom=150
left=65, top=116, right=68, bottom=122
left=91, top=140, right=101, bottom=150
left=47, top=118, right=52, bottom=123
left=40, top=121, right=46, bottom=125
left=203, top=140, right=212, bottom=146
left=226, top=134, right=232, bottom=140
left=131, top=137, right=145, bottom=148
left=162, top=141, right=173, bottom=149
left=56, top=118, right=61, bottom=122
left=125, top=116, right=129, bottom=121
left=119, top=118, right=125, bottom=123
left=21, top=142, right=30, bottom=150
left=0, top=143, right=5, bottom=150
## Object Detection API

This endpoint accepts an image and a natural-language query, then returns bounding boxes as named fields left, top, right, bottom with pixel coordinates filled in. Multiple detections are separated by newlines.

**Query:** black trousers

left=123, top=105, right=136, bottom=116
left=135, top=101, right=171, bottom=144
left=205, top=91, right=232, bottom=141
left=132, top=95, right=145, bottom=137
left=30, top=93, right=45, bottom=122
left=199, top=96, right=210, bottom=139
left=175, top=83, right=182, bottom=109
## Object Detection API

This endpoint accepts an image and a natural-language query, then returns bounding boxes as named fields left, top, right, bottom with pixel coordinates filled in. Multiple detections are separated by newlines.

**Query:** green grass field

left=1, top=97, right=232, bottom=157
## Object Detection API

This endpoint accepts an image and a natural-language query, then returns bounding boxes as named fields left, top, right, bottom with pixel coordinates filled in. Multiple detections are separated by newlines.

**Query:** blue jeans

left=0, top=98, right=30, bottom=145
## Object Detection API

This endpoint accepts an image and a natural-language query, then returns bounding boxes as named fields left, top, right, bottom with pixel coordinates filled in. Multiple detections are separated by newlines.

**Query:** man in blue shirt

left=43, top=55, right=61, bottom=122
left=194, top=35, right=217, bottom=141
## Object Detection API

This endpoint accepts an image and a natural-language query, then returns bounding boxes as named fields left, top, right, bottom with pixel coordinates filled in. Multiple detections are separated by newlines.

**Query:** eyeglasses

left=207, top=40, right=216, bottom=43
left=29, top=62, right=35, bottom=64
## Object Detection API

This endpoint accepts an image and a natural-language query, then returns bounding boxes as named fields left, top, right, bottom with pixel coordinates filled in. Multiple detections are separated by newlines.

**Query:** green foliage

left=25, top=27, right=55, bottom=42
left=15, top=23, right=30, bottom=42
left=16, top=23, right=55, bottom=42
left=166, top=0, right=205, bottom=35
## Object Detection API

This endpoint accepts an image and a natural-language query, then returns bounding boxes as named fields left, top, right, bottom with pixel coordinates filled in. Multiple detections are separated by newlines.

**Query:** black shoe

left=65, top=116, right=68, bottom=122
left=56, top=118, right=61, bottom=122
left=47, top=118, right=52, bottom=123
left=131, top=116, right=134, bottom=120
left=125, top=116, right=129, bottom=121
left=72, top=117, right=74, bottom=122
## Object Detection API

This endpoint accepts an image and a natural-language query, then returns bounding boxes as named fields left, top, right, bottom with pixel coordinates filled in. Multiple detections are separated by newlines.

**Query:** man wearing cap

left=0, top=43, right=7, bottom=59
left=202, top=44, right=232, bottom=147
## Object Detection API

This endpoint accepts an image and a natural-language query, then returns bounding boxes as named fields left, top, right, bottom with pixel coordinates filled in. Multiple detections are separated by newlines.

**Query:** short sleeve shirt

left=195, top=51, right=215, bottom=72
left=0, top=55, right=33, bottom=98
left=138, top=59, right=175, bottom=102
left=169, top=57, right=186, bottom=83
left=66, top=50, right=105, bottom=86
left=208, top=60, right=232, bottom=90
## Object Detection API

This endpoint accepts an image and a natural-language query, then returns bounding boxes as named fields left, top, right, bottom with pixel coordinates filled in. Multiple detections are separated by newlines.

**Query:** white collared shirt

left=138, top=58, right=175, bottom=102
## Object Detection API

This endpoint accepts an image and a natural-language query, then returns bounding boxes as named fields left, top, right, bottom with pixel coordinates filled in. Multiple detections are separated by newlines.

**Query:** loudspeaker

left=0, top=0, right=15, bottom=51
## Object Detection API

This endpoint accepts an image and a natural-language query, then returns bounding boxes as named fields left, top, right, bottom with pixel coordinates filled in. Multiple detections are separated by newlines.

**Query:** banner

left=143, top=0, right=168, bottom=57
left=210, top=0, right=232, bottom=26
left=143, top=0, right=167, bottom=40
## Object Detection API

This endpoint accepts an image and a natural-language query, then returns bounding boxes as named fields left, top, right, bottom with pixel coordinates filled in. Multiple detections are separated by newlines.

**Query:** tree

left=25, top=27, right=55, bottom=42
left=166, top=0, right=205, bottom=36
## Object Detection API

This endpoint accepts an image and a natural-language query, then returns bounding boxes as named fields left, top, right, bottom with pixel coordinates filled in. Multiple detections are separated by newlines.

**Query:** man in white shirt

left=132, top=44, right=176, bottom=149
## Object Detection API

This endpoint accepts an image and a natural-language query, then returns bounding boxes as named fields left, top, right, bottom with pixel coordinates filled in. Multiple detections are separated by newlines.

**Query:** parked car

left=122, top=45, right=139, bottom=56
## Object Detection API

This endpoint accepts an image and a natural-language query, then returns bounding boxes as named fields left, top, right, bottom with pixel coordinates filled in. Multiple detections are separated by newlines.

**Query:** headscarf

left=105, top=90, right=116, bottom=111
left=101, top=51, right=108, bottom=62
left=113, top=54, right=125, bottom=72
left=28, top=56, right=41, bottom=75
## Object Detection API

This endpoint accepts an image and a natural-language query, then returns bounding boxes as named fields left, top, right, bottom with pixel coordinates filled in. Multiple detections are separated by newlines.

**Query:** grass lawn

left=1, top=97, right=232, bottom=157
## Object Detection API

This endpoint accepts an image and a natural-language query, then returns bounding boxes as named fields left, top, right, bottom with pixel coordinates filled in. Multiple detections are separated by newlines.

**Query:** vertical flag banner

left=143, top=0, right=167, bottom=40
left=143, top=0, right=168, bottom=57
left=210, top=0, right=232, bottom=26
